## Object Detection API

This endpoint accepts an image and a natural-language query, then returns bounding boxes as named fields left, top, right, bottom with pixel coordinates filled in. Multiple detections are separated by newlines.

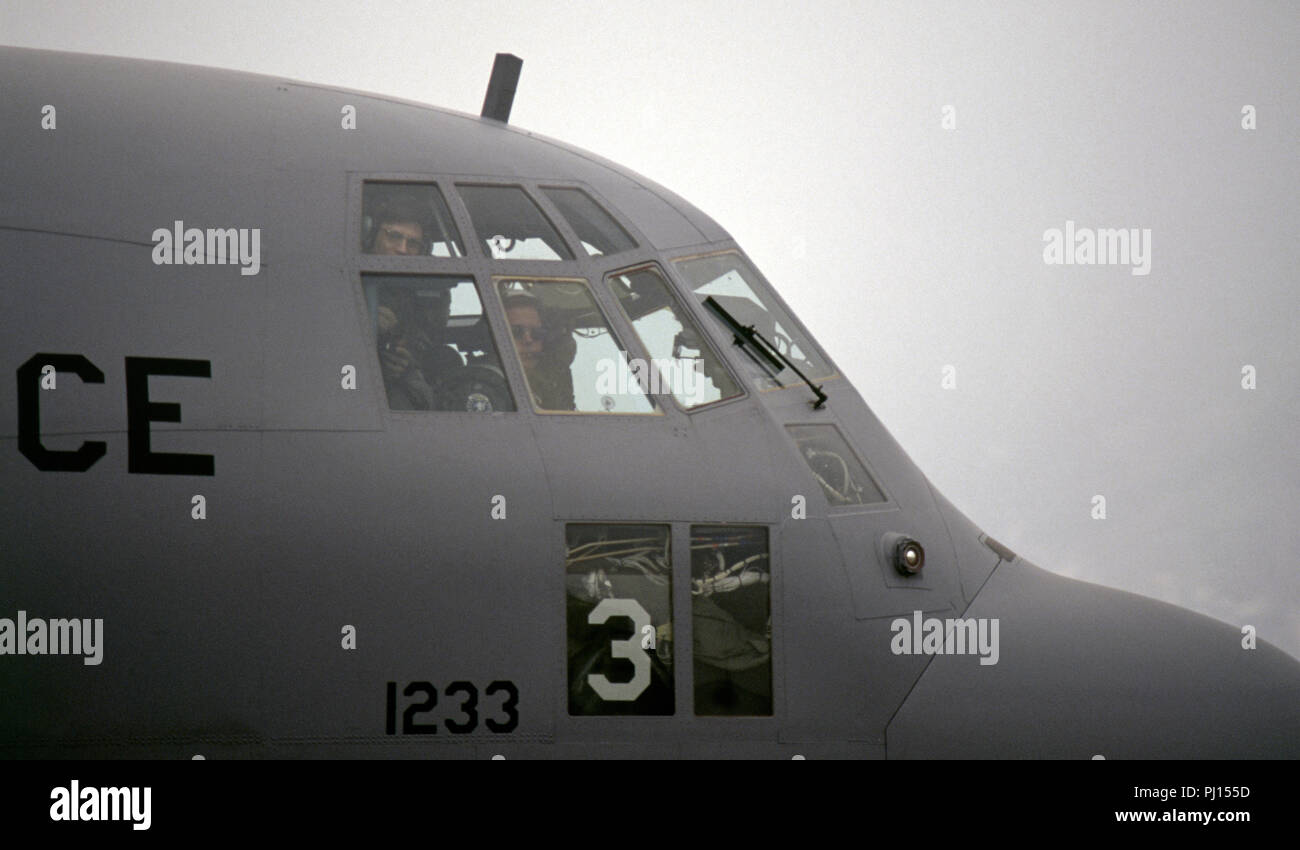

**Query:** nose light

left=893, top=538, right=925, bottom=575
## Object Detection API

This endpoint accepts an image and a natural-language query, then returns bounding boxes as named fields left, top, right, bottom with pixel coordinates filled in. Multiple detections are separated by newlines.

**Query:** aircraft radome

left=2, top=47, right=1297, bottom=759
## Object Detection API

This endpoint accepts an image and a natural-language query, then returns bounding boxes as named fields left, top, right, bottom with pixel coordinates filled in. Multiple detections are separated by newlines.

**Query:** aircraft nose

left=886, top=558, right=1300, bottom=758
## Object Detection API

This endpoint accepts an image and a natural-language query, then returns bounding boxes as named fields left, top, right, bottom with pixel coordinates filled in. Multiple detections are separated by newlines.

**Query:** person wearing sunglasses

left=503, top=291, right=575, bottom=411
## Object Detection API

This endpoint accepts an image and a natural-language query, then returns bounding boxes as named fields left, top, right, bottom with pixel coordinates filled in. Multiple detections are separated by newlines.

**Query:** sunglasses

left=511, top=324, right=548, bottom=342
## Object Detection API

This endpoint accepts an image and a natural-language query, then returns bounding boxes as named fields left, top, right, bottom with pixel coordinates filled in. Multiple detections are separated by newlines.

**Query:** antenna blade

left=481, top=53, right=523, bottom=123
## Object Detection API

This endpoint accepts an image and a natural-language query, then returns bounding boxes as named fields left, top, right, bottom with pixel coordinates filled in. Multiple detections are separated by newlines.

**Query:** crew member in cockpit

left=375, top=288, right=435, bottom=410
left=366, top=192, right=438, bottom=409
left=405, top=288, right=469, bottom=410
left=503, top=291, right=575, bottom=411
left=364, top=192, right=431, bottom=257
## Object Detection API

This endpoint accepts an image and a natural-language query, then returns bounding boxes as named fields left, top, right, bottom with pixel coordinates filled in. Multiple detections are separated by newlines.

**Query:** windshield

left=496, top=278, right=655, bottom=414
left=672, top=251, right=833, bottom=389
left=607, top=265, right=743, bottom=410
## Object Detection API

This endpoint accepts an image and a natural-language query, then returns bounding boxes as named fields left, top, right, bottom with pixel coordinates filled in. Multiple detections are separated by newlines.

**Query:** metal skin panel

left=2, top=47, right=1298, bottom=758
left=0, top=431, right=268, bottom=753
left=589, top=181, right=708, bottom=250
left=778, top=515, right=935, bottom=744
left=0, top=231, right=268, bottom=436
left=0, top=47, right=717, bottom=253
left=887, top=559, right=1300, bottom=758
left=530, top=402, right=791, bottom=523
left=925, top=484, right=1002, bottom=606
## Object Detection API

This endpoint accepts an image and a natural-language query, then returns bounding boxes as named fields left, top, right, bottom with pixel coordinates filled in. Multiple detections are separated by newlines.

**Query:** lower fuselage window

left=364, top=274, right=515, bottom=412
left=692, top=525, right=772, bottom=716
left=786, top=424, right=886, bottom=506
left=565, top=524, right=673, bottom=716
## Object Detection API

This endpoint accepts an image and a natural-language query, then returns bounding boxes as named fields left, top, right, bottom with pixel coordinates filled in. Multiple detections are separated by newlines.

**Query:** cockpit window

left=540, top=187, right=637, bottom=257
left=364, top=274, right=515, bottom=412
left=786, top=424, right=886, bottom=506
left=497, top=278, right=655, bottom=414
left=673, top=251, right=833, bottom=389
left=606, top=264, right=743, bottom=409
left=456, top=184, right=574, bottom=261
left=362, top=182, right=464, bottom=257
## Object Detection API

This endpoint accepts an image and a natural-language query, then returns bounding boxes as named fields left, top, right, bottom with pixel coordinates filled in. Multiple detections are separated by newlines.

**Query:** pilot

left=363, top=192, right=446, bottom=410
left=364, top=192, right=431, bottom=256
left=404, top=288, right=470, bottom=410
left=375, top=287, right=435, bottom=410
left=503, top=291, right=575, bottom=411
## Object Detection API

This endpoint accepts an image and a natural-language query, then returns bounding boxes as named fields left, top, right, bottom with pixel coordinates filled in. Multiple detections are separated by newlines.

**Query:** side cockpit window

left=365, top=274, right=515, bottom=412
left=362, top=182, right=464, bottom=257
left=497, top=279, right=654, bottom=414
left=606, top=264, right=743, bottom=410
left=673, top=251, right=834, bottom=390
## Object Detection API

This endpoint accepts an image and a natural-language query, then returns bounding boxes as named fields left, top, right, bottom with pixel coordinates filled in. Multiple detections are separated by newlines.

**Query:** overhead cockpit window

left=566, top=524, right=673, bottom=716
left=541, top=187, right=637, bottom=257
left=692, top=526, right=772, bottom=716
left=786, top=424, right=886, bottom=506
left=673, top=251, right=834, bottom=390
left=363, top=274, right=515, bottom=412
left=497, top=278, right=654, bottom=414
left=361, top=183, right=464, bottom=257
left=456, top=184, right=574, bottom=261
left=606, top=264, right=743, bottom=410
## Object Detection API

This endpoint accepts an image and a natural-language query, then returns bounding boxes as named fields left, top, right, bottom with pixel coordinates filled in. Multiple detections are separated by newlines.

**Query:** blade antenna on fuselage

left=481, top=53, right=523, bottom=123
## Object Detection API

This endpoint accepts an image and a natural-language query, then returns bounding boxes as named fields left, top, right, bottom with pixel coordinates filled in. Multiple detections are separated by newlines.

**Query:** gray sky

left=3, top=0, right=1296, bottom=659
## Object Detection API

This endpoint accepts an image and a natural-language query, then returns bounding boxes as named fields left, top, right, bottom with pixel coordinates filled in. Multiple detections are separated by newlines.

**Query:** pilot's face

left=506, top=304, right=544, bottom=370
left=418, top=300, right=445, bottom=330
left=373, top=220, right=426, bottom=255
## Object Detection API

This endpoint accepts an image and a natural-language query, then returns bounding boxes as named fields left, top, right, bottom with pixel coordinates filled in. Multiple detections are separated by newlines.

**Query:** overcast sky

left=3, top=0, right=1296, bottom=660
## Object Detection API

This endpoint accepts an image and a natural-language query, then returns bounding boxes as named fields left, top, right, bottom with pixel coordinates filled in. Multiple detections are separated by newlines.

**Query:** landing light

left=894, top=538, right=925, bottom=576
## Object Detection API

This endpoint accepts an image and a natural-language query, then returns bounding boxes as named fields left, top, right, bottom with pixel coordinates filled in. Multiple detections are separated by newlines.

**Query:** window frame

left=689, top=523, right=775, bottom=718
left=555, top=520, right=783, bottom=731
left=491, top=274, right=664, bottom=416
left=359, top=271, right=520, bottom=415
left=784, top=421, right=895, bottom=513
left=667, top=247, right=842, bottom=396
left=562, top=521, right=676, bottom=717
left=538, top=185, right=639, bottom=259
left=454, top=182, right=577, bottom=263
left=604, top=261, right=748, bottom=414
left=345, top=176, right=761, bottom=420
left=351, top=176, right=478, bottom=273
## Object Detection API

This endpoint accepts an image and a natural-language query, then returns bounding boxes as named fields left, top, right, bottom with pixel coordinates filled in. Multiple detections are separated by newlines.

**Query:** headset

left=361, top=188, right=438, bottom=254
